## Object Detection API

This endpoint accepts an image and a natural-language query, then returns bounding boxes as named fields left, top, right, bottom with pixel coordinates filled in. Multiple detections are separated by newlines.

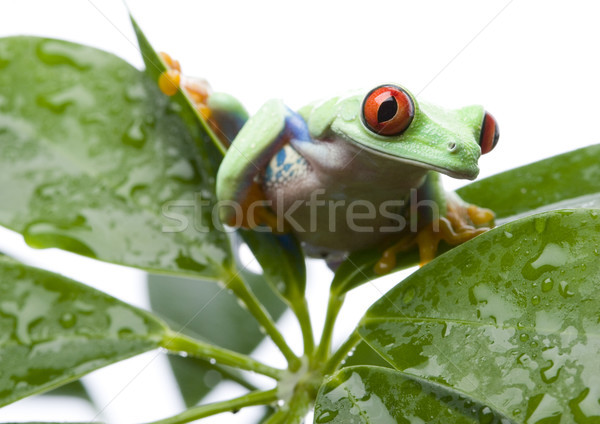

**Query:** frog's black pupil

left=377, top=96, right=398, bottom=123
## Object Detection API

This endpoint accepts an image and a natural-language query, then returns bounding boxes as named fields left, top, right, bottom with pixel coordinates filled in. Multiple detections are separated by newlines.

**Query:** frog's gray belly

left=261, top=144, right=407, bottom=255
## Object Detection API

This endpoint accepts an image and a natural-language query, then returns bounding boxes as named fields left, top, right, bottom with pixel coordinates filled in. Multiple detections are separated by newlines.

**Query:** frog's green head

left=299, top=84, right=499, bottom=180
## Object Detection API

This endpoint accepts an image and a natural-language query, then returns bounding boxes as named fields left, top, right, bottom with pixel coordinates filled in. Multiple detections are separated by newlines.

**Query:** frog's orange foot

left=157, top=52, right=213, bottom=115
left=417, top=203, right=495, bottom=266
left=374, top=234, right=416, bottom=275
left=158, top=52, right=182, bottom=96
left=374, top=203, right=495, bottom=274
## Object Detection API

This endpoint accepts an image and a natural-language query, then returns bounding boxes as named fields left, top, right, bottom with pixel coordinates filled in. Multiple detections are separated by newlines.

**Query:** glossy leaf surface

left=0, top=257, right=167, bottom=407
left=359, top=209, right=600, bottom=423
left=0, top=36, right=230, bottom=279
left=315, top=366, right=508, bottom=423
left=458, top=144, right=600, bottom=219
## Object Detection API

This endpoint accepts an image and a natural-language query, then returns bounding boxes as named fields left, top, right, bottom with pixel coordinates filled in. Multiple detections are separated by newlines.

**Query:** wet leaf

left=147, top=271, right=285, bottom=406
left=315, top=366, right=508, bottom=423
left=458, top=144, right=600, bottom=220
left=359, top=209, right=600, bottom=423
left=341, top=341, right=392, bottom=369
left=0, top=36, right=230, bottom=280
left=0, top=256, right=167, bottom=407
left=129, top=15, right=226, bottom=158
left=131, top=17, right=308, bottom=309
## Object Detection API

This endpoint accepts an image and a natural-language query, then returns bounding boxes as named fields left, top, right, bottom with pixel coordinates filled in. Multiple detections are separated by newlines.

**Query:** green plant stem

left=145, top=388, right=278, bottom=424
left=262, top=409, right=288, bottom=424
left=323, top=330, right=362, bottom=375
left=262, top=388, right=311, bottom=424
left=292, top=298, right=315, bottom=356
left=228, top=271, right=302, bottom=371
left=315, top=292, right=345, bottom=363
left=162, top=331, right=284, bottom=380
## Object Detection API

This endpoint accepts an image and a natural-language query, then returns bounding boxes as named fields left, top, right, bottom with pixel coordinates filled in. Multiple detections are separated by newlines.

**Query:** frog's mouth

left=355, top=142, right=480, bottom=180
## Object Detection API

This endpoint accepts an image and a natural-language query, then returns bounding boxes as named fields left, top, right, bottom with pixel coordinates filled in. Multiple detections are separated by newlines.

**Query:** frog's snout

left=479, top=111, right=499, bottom=154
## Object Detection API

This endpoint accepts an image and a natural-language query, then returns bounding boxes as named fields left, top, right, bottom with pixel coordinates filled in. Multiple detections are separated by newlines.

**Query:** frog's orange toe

left=158, top=69, right=181, bottom=96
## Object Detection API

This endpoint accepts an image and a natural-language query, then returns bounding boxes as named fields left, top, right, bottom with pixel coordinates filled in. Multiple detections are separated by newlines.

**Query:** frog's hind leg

left=374, top=174, right=495, bottom=274
left=416, top=192, right=494, bottom=266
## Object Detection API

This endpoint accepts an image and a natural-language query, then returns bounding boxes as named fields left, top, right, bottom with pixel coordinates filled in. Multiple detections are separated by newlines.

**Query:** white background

left=0, top=0, right=599, bottom=423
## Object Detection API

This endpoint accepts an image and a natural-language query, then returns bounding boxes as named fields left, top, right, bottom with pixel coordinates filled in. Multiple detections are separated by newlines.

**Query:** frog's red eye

left=362, top=85, right=415, bottom=136
left=479, top=111, right=499, bottom=154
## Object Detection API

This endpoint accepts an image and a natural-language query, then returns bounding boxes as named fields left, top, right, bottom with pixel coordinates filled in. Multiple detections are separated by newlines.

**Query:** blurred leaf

left=0, top=256, right=167, bottom=407
left=44, top=380, right=93, bottom=403
left=360, top=209, right=600, bottom=422
left=315, top=366, right=508, bottom=423
left=147, top=270, right=286, bottom=406
left=0, top=36, right=230, bottom=280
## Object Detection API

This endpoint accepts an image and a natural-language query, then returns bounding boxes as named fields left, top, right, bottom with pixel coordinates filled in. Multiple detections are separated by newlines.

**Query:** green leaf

left=0, top=36, right=230, bottom=280
left=359, top=209, right=600, bottom=422
left=315, top=366, right=508, bottom=423
left=330, top=248, right=419, bottom=296
left=332, top=144, right=600, bottom=294
left=0, top=256, right=167, bottom=407
left=341, top=341, right=392, bottom=369
left=147, top=271, right=286, bottom=406
left=458, top=144, right=600, bottom=220
left=130, top=17, right=309, bottom=308
left=129, top=15, right=226, bottom=158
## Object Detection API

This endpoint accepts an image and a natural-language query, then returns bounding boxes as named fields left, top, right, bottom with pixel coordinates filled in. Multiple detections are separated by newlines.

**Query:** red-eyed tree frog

left=159, top=56, right=498, bottom=273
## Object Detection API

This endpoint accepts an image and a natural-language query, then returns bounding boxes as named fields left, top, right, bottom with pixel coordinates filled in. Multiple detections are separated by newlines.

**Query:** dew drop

left=36, top=39, right=93, bottom=70
left=541, top=277, right=554, bottom=293
left=209, top=358, right=216, bottom=365
left=23, top=221, right=96, bottom=257
left=124, top=83, right=147, bottom=102
left=36, top=85, right=95, bottom=114
left=558, top=281, right=574, bottom=298
left=316, top=409, right=338, bottom=423
left=519, top=333, right=529, bottom=342
left=531, top=295, right=540, bottom=305
left=534, top=217, right=547, bottom=233
left=203, top=369, right=222, bottom=388
left=122, top=119, right=147, bottom=148
left=478, top=406, right=494, bottom=424
left=59, top=312, right=77, bottom=329
left=402, top=286, right=416, bottom=304
left=166, top=159, right=195, bottom=181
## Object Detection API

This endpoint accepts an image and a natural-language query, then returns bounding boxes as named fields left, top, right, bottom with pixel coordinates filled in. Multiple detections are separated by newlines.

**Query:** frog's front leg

left=216, top=99, right=312, bottom=232
left=374, top=173, right=494, bottom=274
